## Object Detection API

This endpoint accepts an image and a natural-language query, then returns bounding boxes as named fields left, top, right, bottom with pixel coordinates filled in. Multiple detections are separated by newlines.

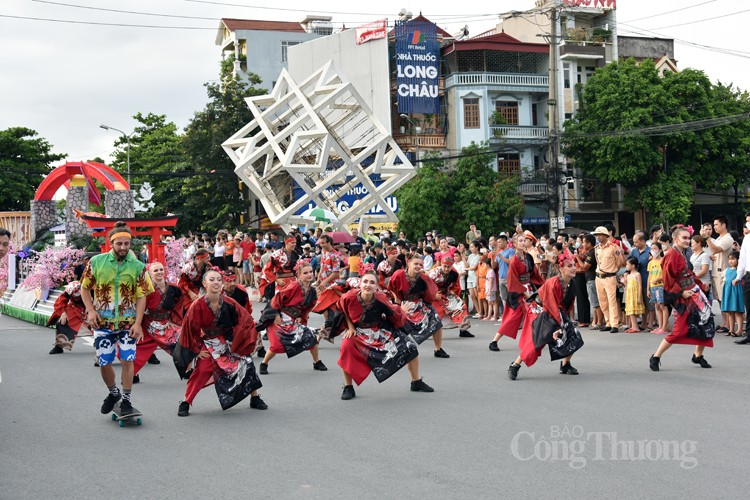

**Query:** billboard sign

left=395, top=19, right=440, bottom=114
left=294, top=174, right=399, bottom=218
left=356, top=19, right=387, bottom=45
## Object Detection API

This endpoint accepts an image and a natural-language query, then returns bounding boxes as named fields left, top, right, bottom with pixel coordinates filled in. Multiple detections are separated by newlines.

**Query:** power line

left=30, top=0, right=219, bottom=21
left=650, top=7, right=750, bottom=30
left=620, top=0, right=719, bottom=24
left=0, top=13, right=216, bottom=29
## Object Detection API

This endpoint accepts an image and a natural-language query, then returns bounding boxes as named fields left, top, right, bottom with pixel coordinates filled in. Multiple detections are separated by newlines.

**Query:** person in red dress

left=259, top=262, right=327, bottom=374
left=174, top=268, right=266, bottom=416
left=177, top=249, right=212, bottom=314
left=337, top=270, right=433, bottom=400
left=490, top=232, right=544, bottom=350
left=47, top=265, right=89, bottom=354
left=428, top=256, right=473, bottom=338
left=649, top=226, right=713, bottom=371
left=133, top=262, right=183, bottom=380
left=388, top=255, right=449, bottom=358
left=507, top=253, right=580, bottom=380
left=258, top=236, right=299, bottom=300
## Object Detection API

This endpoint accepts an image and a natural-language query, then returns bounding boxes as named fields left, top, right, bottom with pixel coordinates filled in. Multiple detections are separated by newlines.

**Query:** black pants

left=744, top=274, right=750, bottom=334
left=574, top=273, right=591, bottom=324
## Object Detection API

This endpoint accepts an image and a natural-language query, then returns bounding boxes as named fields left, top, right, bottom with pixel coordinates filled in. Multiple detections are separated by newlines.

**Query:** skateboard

left=110, top=403, right=143, bottom=427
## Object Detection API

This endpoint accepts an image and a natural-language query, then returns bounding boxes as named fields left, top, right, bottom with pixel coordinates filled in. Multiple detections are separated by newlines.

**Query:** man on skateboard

left=81, top=222, right=153, bottom=419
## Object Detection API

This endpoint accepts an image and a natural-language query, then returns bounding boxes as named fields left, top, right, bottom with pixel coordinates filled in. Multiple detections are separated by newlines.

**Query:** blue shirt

left=496, top=248, right=515, bottom=279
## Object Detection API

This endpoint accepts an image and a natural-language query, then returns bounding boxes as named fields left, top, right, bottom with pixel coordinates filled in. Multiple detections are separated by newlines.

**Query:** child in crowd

left=484, top=263, right=499, bottom=321
left=647, top=243, right=668, bottom=334
left=721, top=250, right=745, bottom=336
left=476, top=254, right=489, bottom=320
left=624, top=257, right=645, bottom=333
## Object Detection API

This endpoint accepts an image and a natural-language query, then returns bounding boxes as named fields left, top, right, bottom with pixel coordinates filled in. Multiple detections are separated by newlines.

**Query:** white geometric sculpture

left=223, top=62, right=416, bottom=229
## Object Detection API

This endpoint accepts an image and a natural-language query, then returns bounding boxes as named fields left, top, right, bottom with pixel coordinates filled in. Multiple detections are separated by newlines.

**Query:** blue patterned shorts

left=94, top=329, right=137, bottom=366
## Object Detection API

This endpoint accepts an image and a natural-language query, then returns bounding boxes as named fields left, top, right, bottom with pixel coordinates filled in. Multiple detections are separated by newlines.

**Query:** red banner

left=356, top=19, right=387, bottom=45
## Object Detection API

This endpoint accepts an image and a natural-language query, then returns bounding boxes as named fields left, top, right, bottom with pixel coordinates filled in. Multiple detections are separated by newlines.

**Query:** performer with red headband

left=178, top=248, right=212, bottom=307
left=258, top=260, right=327, bottom=374
left=388, top=255, right=450, bottom=358
left=133, top=261, right=183, bottom=381
left=428, top=255, right=473, bottom=338
left=336, top=270, right=434, bottom=400
left=81, top=221, right=153, bottom=418
left=174, top=267, right=266, bottom=416
left=508, top=253, right=581, bottom=380
left=48, top=263, right=90, bottom=355
left=377, top=247, right=403, bottom=288
left=649, top=226, right=714, bottom=372
left=258, top=235, right=299, bottom=300
left=490, top=230, right=543, bottom=351
left=223, top=269, right=266, bottom=358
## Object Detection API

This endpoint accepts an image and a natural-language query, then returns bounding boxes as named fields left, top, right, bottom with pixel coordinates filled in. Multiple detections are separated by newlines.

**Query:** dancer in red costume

left=48, top=265, right=90, bottom=354
left=428, top=256, right=473, bottom=338
left=490, top=231, right=543, bottom=350
left=336, top=270, right=433, bottom=400
left=258, top=261, right=327, bottom=374
left=377, top=247, right=403, bottom=288
left=133, top=262, right=183, bottom=379
left=177, top=249, right=211, bottom=313
left=223, top=269, right=266, bottom=358
left=507, top=253, right=581, bottom=380
left=258, top=236, right=299, bottom=300
left=174, top=268, right=267, bottom=416
left=649, top=226, right=714, bottom=371
left=388, top=256, right=449, bottom=358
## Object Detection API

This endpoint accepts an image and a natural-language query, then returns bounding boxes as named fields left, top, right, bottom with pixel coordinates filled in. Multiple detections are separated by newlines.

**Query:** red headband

left=195, top=253, right=210, bottom=262
left=285, top=236, right=296, bottom=244
left=441, top=256, right=454, bottom=265
left=387, top=248, right=398, bottom=256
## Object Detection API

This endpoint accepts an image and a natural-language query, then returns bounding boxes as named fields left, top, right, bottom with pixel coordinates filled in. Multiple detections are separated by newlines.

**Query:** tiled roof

left=221, top=18, right=305, bottom=33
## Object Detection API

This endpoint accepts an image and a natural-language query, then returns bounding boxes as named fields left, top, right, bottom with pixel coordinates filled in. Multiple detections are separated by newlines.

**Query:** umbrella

left=325, top=231, right=355, bottom=244
left=301, top=207, right=338, bottom=223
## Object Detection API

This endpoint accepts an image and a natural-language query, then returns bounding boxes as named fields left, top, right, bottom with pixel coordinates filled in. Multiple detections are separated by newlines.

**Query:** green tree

left=395, top=144, right=524, bottom=237
left=563, top=58, right=749, bottom=223
left=178, top=67, right=266, bottom=232
left=111, top=112, right=189, bottom=221
left=0, top=127, right=65, bottom=211
left=395, top=153, right=454, bottom=236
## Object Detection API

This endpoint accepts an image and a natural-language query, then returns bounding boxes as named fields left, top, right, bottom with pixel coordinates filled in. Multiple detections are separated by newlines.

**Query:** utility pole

left=547, top=5, right=561, bottom=237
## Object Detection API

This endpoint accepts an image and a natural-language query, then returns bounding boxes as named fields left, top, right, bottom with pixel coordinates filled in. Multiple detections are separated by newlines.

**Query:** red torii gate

left=80, top=215, right=180, bottom=265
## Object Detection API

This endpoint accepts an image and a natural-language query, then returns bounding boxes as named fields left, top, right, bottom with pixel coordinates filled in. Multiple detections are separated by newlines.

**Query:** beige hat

left=592, top=226, right=609, bottom=236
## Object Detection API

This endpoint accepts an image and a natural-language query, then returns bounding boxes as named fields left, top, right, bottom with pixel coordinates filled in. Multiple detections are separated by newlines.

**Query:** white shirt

left=735, top=233, right=750, bottom=278
left=214, top=243, right=226, bottom=257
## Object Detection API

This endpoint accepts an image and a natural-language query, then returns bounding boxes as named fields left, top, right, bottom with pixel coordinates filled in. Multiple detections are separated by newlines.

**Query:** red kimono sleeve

left=379, top=293, right=406, bottom=328
left=538, top=278, right=564, bottom=325
left=179, top=299, right=208, bottom=354
left=339, top=289, right=362, bottom=325
left=178, top=273, right=196, bottom=296
left=420, top=273, right=438, bottom=304
left=271, top=280, right=300, bottom=310
left=47, top=292, right=70, bottom=326
left=530, top=262, right=544, bottom=287
left=224, top=297, right=258, bottom=357
left=387, top=269, right=408, bottom=301
left=506, top=256, right=527, bottom=295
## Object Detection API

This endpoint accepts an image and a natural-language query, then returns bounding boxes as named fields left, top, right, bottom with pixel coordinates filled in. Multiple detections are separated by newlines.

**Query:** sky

left=1, top=0, right=748, bottom=167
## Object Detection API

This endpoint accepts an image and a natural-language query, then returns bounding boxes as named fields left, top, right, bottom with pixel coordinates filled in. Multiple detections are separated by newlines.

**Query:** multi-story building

left=442, top=31, right=551, bottom=218
left=215, top=16, right=334, bottom=91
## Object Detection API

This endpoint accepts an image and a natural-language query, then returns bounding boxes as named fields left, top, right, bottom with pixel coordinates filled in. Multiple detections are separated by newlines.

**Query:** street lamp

left=100, top=124, right=134, bottom=187
left=399, top=113, right=421, bottom=164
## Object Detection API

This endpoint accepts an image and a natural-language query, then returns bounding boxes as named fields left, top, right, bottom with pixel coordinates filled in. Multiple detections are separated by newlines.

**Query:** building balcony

left=490, top=125, right=549, bottom=144
left=444, top=72, right=548, bottom=92
left=560, top=43, right=606, bottom=62
left=394, top=133, right=446, bottom=150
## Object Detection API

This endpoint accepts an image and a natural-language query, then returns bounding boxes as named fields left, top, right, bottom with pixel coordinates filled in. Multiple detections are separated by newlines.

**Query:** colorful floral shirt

left=319, top=250, right=342, bottom=282
left=81, top=250, right=154, bottom=331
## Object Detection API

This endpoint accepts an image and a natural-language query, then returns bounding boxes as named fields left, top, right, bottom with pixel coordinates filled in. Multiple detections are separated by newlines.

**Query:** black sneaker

left=49, top=345, right=64, bottom=354
left=649, top=355, right=660, bottom=372
left=560, top=362, right=579, bottom=375
left=341, top=385, right=356, bottom=400
left=508, top=362, right=520, bottom=380
left=100, top=391, right=121, bottom=414
left=691, top=354, right=712, bottom=368
left=119, top=400, right=135, bottom=417
left=178, top=401, right=190, bottom=417
left=610, top=327, right=619, bottom=334
left=459, top=330, right=475, bottom=338
left=259, top=363, right=269, bottom=375
left=488, top=341, right=500, bottom=352
left=262, top=333, right=268, bottom=341
left=94, top=360, right=100, bottom=367
left=313, top=360, right=328, bottom=371
left=147, top=353, right=160, bottom=365
left=250, top=395, right=268, bottom=410
left=410, top=378, right=434, bottom=392
left=257, top=347, right=267, bottom=358
left=133, top=374, right=140, bottom=384
left=434, top=348, right=450, bottom=358
left=598, top=325, right=610, bottom=332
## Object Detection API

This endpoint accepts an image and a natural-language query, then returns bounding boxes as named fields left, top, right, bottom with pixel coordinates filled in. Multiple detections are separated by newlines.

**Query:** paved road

left=1, top=308, right=749, bottom=499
